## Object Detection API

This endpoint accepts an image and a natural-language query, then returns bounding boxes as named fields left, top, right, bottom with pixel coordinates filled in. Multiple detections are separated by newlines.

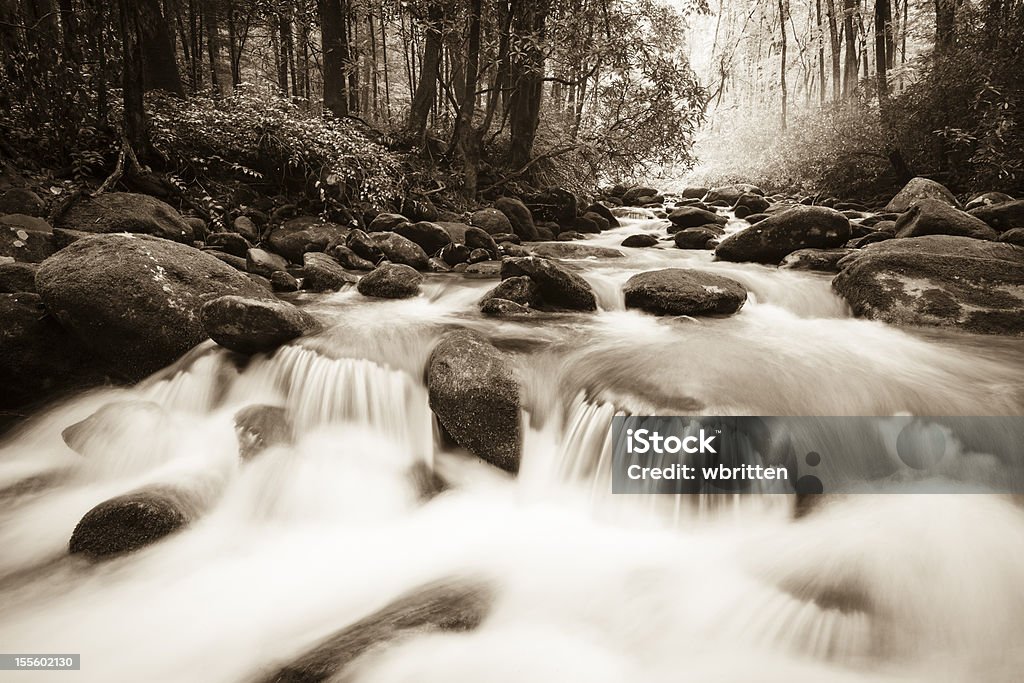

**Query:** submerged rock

left=259, top=578, right=492, bottom=683
left=200, top=295, right=320, bottom=354
left=500, top=256, right=597, bottom=311
left=427, top=330, right=521, bottom=472
left=357, top=263, right=423, bottom=299
left=832, top=236, right=1024, bottom=335
left=623, top=268, right=747, bottom=316
left=529, top=242, right=624, bottom=259
left=234, top=404, right=292, bottom=460
left=780, top=248, right=856, bottom=273
left=35, top=234, right=271, bottom=379
left=715, top=205, right=850, bottom=264
left=56, top=192, right=193, bottom=242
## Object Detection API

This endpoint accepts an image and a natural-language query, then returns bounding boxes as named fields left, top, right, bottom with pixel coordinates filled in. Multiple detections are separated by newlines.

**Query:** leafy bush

left=147, top=89, right=406, bottom=210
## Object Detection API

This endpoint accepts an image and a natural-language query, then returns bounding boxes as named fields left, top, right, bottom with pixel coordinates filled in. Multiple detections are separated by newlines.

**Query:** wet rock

left=259, top=578, right=492, bottom=683
left=247, top=273, right=273, bottom=290
left=301, top=252, right=358, bottom=292
left=0, top=261, right=37, bottom=292
left=668, top=206, right=727, bottom=230
left=68, top=486, right=201, bottom=558
left=62, top=400, right=166, bottom=456
left=439, top=242, right=471, bottom=266
left=480, top=298, right=533, bottom=317
left=394, top=221, right=452, bottom=255
left=557, top=231, right=584, bottom=241
left=0, top=214, right=55, bottom=262
left=998, top=228, right=1024, bottom=247
left=346, top=229, right=384, bottom=263
left=621, top=233, right=659, bottom=248
left=270, top=271, right=300, bottom=292
left=965, top=192, right=1014, bottom=211
left=35, top=234, right=271, bottom=379
left=715, top=205, right=851, bottom=264
left=847, top=232, right=894, bottom=248
left=894, top=199, right=998, bottom=240
left=427, top=330, right=521, bottom=472
left=832, top=236, right=1024, bottom=335
left=468, top=248, right=490, bottom=264
left=234, top=405, right=292, bottom=460
left=680, top=186, right=709, bottom=200
left=735, top=193, right=770, bottom=213
left=873, top=220, right=898, bottom=234
left=585, top=202, right=619, bottom=228
left=582, top=211, right=611, bottom=232
left=500, top=256, right=597, bottom=311
left=481, top=276, right=541, bottom=307
left=246, top=248, right=289, bottom=277
left=623, top=268, right=747, bottom=316
left=55, top=192, right=193, bottom=242
left=745, top=213, right=770, bottom=225
left=470, top=208, right=513, bottom=235
left=200, top=295, right=321, bottom=354
left=464, top=226, right=499, bottom=258
left=367, top=212, right=409, bottom=232
left=884, top=177, right=958, bottom=212
left=572, top=215, right=601, bottom=234
left=968, top=199, right=1024, bottom=232
left=705, top=184, right=763, bottom=204
left=435, top=221, right=472, bottom=244
left=268, top=217, right=348, bottom=263
left=530, top=242, right=623, bottom=259
left=493, top=197, right=539, bottom=240
left=535, top=224, right=556, bottom=240
left=1, top=292, right=110, bottom=409
left=492, top=232, right=521, bottom=245
left=206, top=231, right=251, bottom=257
left=0, top=188, right=45, bottom=216
left=371, top=232, right=430, bottom=270
left=401, top=196, right=439, bottom=223
left=464, top=261, right=502, bottom=278
left=674, top=227, right=721, bottom=250
left=208, top=251, right=248, bottom=272
left=780, top=248, right=856, bottom=273
left=357, top=263, right=423, bottom=299
left=232, top=215, right=259, bottom=242
left=427, top=257, right=452, bottom=272
left=500, top=243, right=529, bottom=257
left=622, top=186, right=660, bottom=205
left=326, top=243, right=375, bottom=270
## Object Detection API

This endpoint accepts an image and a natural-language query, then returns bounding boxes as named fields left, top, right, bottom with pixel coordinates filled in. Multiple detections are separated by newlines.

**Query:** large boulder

left=894, top=199, right=998, bottom=240
left=968, top=199, right=1024, bottom=232
left=327, top=243, right=376, bottom=270
left=715, top=205, right=851, bottom=264
left=367, top=212, right=409, bottom=232
left=206, top=231, right=251, bottom=257
left=470, top=208, right=513, bottom=235
left=345, top=229, right=384, bottom=263
left=1, top=214, right=56, bottom=262
left=493, top=197, right=539, bottom=241
left=35, top=234, right=271, bottom=379
left=884, top=177, right=958, bottom=212
left=674, top=227, right=720, bottom=250
left=200, top=295, right=321, bottom=354
left=623, top=268, right=747, bottom=316
left=427, top=331, right=521, bottom=472
left=780, top=248, right=856, bottom=273
left=500, top=256, right=597, bottom=311
left=734, top=193, right=771, bottom=213
left=56, top=192, right=193, bottom=242
left=668, top=206, right=727, bottom=230
left=301, top=252, right=357, bottom=292
left=621, top=234, right=659, bottom=248
left=1, top=292, right=110, bottom=409
left=705, top=184, right=763, bottom=204
left=371, top=232, right=430, bottom=270
left=463, top=226, right=499, bottom=259
left=245, top=248, right=289, bottom=277
left=999, top=228, right=1024, bottom=247
left=530, top=242, right=624, bottom=259
left=584, top=203, right=619, bottom=228
left=481, top=276, right=541, bottom=308
left=622, top=186, right=661, bottom=205
left=394, top=221, right=452, bottom=255
left=832, top=236, right=1024, bottom=335
left=267, top=217, right=348, bottom=262
left=965, top=192, right=1014, bottom=211
left=356, top=263, right=423, bottom=299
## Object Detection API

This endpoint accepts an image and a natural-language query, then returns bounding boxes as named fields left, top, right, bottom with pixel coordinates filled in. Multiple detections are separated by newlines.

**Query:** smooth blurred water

left=1, top=217, right=1023, bottom=682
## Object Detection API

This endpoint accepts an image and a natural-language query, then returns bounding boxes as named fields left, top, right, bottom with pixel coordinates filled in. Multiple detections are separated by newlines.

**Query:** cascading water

left=1, top=217, right=1024, bottom=682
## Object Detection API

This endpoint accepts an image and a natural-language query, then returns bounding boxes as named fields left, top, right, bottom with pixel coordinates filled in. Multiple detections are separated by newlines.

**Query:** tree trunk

left=118, top=0, right=149, bottom=151
left=508, top=0, right=550, bottom=170
left=825, top=0, right=841, bottom=100
left=874, top=0, right=889, bottom=100
left=816, top=0, right=826, bottom=105
left=841, top=0, right=857, bottom=97
left=202, top=0, right=222, bottom=95
left=137, top=0, right=185, bottom=95
left=406, top=5, right=443, bottom=143
left=454, top=0, right=483, bottom=197
left=276, top=13, right=289, bottom=96
left=934, top=0, right=957, bottom=51
left=318, top=0, right=348, bottom=116
left=779, top=0, right=788, bottom=129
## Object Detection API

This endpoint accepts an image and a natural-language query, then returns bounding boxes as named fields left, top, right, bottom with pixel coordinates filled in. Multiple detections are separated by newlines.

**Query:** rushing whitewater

left=2, top=217, right=1024, bottom=682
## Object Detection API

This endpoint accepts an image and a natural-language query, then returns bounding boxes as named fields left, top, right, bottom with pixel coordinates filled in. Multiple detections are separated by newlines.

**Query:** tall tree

left=138, top=0, right=185, bottom=95
left=779, top=0, right=788, bottom=129
left=508, top=0, right=551, bottom=169
left=318, top=0, right=349, bottom=116
left=406, top=4, right=443, bottom=144
left=874, top=0, right=890, bottom=100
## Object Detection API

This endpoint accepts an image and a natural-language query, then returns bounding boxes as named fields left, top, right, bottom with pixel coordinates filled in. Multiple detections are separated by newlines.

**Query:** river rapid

left=1, top=215, right=1024, bottom=682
